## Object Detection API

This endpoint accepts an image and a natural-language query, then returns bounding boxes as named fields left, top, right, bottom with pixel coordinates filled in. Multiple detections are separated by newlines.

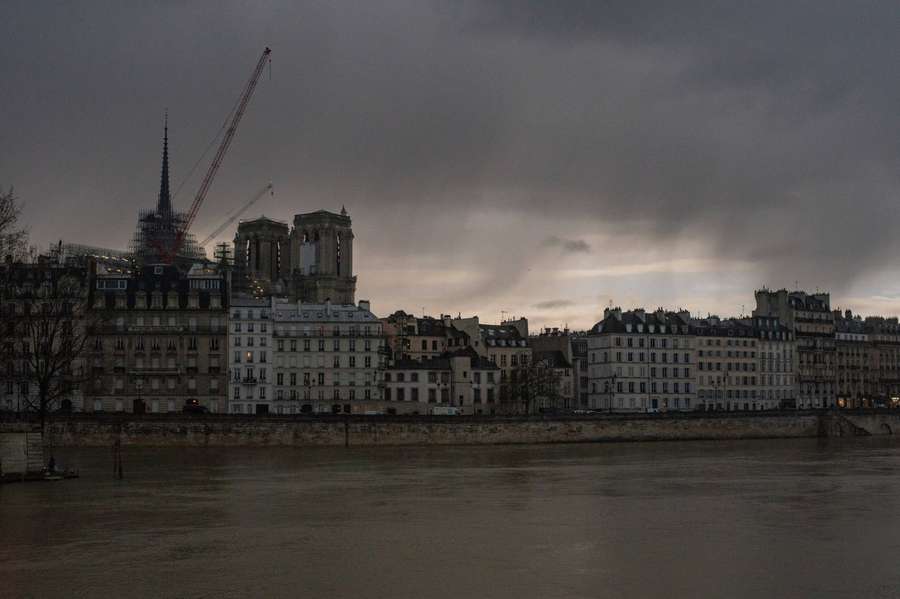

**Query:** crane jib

left=162, top=47, right=271, bottom=263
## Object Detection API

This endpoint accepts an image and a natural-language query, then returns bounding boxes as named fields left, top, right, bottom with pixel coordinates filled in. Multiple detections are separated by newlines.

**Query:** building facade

left=753, top=289, right=835, bottom=408
left=89, top=262, right=228, bottom=413
left=383, top=349, right=499, bottom=415
left=381, top=311, right=470, bottom=363
left=0, top=260, right=90, bottom=414
left=452, top=316, right=533, bottom=413
left=228, top=296, right=274, bottom=414
left=754, top=315, right=797, bottom=409
left=232, top=299, right=385, bottom=415
left=692, top=316, right=794, bottom=411
left=587, top=308, right=696, bottom=413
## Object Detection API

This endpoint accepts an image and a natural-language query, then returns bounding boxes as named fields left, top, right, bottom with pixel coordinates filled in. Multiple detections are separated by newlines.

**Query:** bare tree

left=0, top=187, right=28, bottom=261
left=1, top=266, right=94, bottom=428
left=503, top=360, right=562, bottom=415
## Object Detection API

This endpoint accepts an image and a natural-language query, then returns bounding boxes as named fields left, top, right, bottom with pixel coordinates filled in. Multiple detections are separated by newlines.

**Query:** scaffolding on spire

left=129, top=116, right=204, bottom=266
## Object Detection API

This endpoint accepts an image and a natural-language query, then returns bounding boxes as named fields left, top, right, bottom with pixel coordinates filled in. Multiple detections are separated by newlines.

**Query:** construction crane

left=198, top=182, right=274, bottom=249
left=159, top=46, right=272, bottom=264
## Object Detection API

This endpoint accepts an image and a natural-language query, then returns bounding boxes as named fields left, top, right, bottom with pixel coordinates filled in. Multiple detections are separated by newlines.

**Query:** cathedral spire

left=157, top=111, right=172, bottom=216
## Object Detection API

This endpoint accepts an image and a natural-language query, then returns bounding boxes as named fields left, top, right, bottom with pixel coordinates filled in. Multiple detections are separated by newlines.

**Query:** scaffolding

left=129, top=207, right=206, bottom=266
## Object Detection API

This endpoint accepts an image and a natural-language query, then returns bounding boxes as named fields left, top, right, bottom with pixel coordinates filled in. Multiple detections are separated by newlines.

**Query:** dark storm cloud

left=1, top=0, right=898, bottom=320
left=534, top=299, right=575, bottom=310
left=543, top=236, right=590, bottom=254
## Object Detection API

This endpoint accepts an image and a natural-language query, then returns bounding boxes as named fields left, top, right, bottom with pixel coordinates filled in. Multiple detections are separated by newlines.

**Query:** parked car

left=183, top=399, right=208, bottom=414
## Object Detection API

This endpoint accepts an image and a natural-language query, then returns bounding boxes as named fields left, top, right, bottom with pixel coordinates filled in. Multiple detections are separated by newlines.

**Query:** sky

left=1, top=1, right=898, bottom=330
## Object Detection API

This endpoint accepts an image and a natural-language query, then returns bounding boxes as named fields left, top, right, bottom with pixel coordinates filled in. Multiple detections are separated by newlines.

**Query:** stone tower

left=288, top=208, right=356, bottom=304
left=233, top=217, right=290, bottom=293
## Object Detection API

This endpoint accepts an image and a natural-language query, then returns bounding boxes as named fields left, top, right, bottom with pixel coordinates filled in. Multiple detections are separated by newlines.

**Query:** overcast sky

left=2, top=1, right=898, bottom=330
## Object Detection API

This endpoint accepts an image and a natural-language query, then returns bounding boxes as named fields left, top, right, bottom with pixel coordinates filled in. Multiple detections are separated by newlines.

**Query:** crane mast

left=162, top=46, right=271, bottom=263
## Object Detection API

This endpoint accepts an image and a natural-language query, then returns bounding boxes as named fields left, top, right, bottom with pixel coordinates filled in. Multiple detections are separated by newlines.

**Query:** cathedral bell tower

left=288, top=207, right=356, bottom=304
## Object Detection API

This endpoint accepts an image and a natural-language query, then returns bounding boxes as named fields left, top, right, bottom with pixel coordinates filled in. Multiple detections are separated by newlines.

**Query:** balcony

left=242, top=377, right=259, bottom=385
left=128, top=367, right=180, bottom=375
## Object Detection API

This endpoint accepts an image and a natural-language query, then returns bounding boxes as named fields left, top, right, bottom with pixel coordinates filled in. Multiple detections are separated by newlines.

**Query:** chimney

left=358, top=299, right=371, bottom=312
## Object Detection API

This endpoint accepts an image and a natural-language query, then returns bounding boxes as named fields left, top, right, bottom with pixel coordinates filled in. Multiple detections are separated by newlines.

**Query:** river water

left=2, top=438, right=900, bottom=598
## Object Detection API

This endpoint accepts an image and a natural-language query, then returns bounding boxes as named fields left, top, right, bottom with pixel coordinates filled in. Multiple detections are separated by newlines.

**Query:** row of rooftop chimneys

left=603, top=307, right=692, bottom=322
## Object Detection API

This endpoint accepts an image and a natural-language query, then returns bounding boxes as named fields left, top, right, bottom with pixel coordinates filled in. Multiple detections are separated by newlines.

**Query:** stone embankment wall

left=0, top=425, right=45, bottom=480
left=2, top=411, right=895, bottom=449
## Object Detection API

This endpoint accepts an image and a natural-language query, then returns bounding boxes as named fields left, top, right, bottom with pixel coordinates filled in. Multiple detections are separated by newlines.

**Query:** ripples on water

left=2, top=438, right=900, bottom=598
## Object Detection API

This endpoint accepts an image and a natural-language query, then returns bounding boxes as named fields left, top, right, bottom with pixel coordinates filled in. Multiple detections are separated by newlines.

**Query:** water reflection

left=2, top=438, right=900, bottom=598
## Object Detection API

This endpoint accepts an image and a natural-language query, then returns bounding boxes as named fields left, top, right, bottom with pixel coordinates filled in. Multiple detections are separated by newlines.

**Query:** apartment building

left=383, top=349, right=499, bottom=415
left=228, top=296, right=274, bottom=414
left=381, top=311, right=470, bottom=363
left=88, top=261, right=228, bottom=413
left=452, top=316, right=532, bottom=412
left=242, top=299, right=386, bottom=415
left=0, top=260, right=90, bottom=413
left=587, top=308, right=696, bottom=412
left=753, top=289, right=835, bottom=408
left=692, top=316, right=794, bottom=411
left=754, top=315, right=797, bottom=409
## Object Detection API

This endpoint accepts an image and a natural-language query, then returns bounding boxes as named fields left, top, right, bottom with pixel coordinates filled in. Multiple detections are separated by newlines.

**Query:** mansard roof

left=533, top=350, right=572, bottom=370
left=591, top=309, right=692, bottom=335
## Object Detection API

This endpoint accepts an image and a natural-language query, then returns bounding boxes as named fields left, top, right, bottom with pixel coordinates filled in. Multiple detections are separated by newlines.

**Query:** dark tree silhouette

left=1, top=266, right=94, bottom=428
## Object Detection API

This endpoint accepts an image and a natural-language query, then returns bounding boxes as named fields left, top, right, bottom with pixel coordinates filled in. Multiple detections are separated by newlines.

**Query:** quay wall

left=0, top=425, right=45, bottom=480
left=3, top=411, right=897, bottom=448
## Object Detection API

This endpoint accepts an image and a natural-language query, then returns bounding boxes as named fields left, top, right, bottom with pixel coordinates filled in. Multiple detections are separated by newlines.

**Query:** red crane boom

left=163, top=46, right=271, bottom=263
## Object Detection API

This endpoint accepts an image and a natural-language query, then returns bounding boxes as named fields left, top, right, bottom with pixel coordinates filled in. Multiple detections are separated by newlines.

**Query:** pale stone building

left=587, top=308, right=696, bottom=413
left=692, top=316, right=793, bottom=411
left=383, top=349, right=499, bottom=415
left=754, top=315, right=797, bottom=409
left=832, top=312, right=900, bottom=409
left=452, top=316, right=532, bottom=412
left=228, top=296, right=274, bottom=414
left=249, top=298, right=386, bottom=415
left=753, top=289, right=835, bottom=408
left=381, top=311, right=470, bottom=363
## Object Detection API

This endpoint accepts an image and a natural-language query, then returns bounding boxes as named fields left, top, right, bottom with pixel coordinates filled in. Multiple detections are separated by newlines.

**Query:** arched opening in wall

left=336, top=232, right=342, bottom=276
